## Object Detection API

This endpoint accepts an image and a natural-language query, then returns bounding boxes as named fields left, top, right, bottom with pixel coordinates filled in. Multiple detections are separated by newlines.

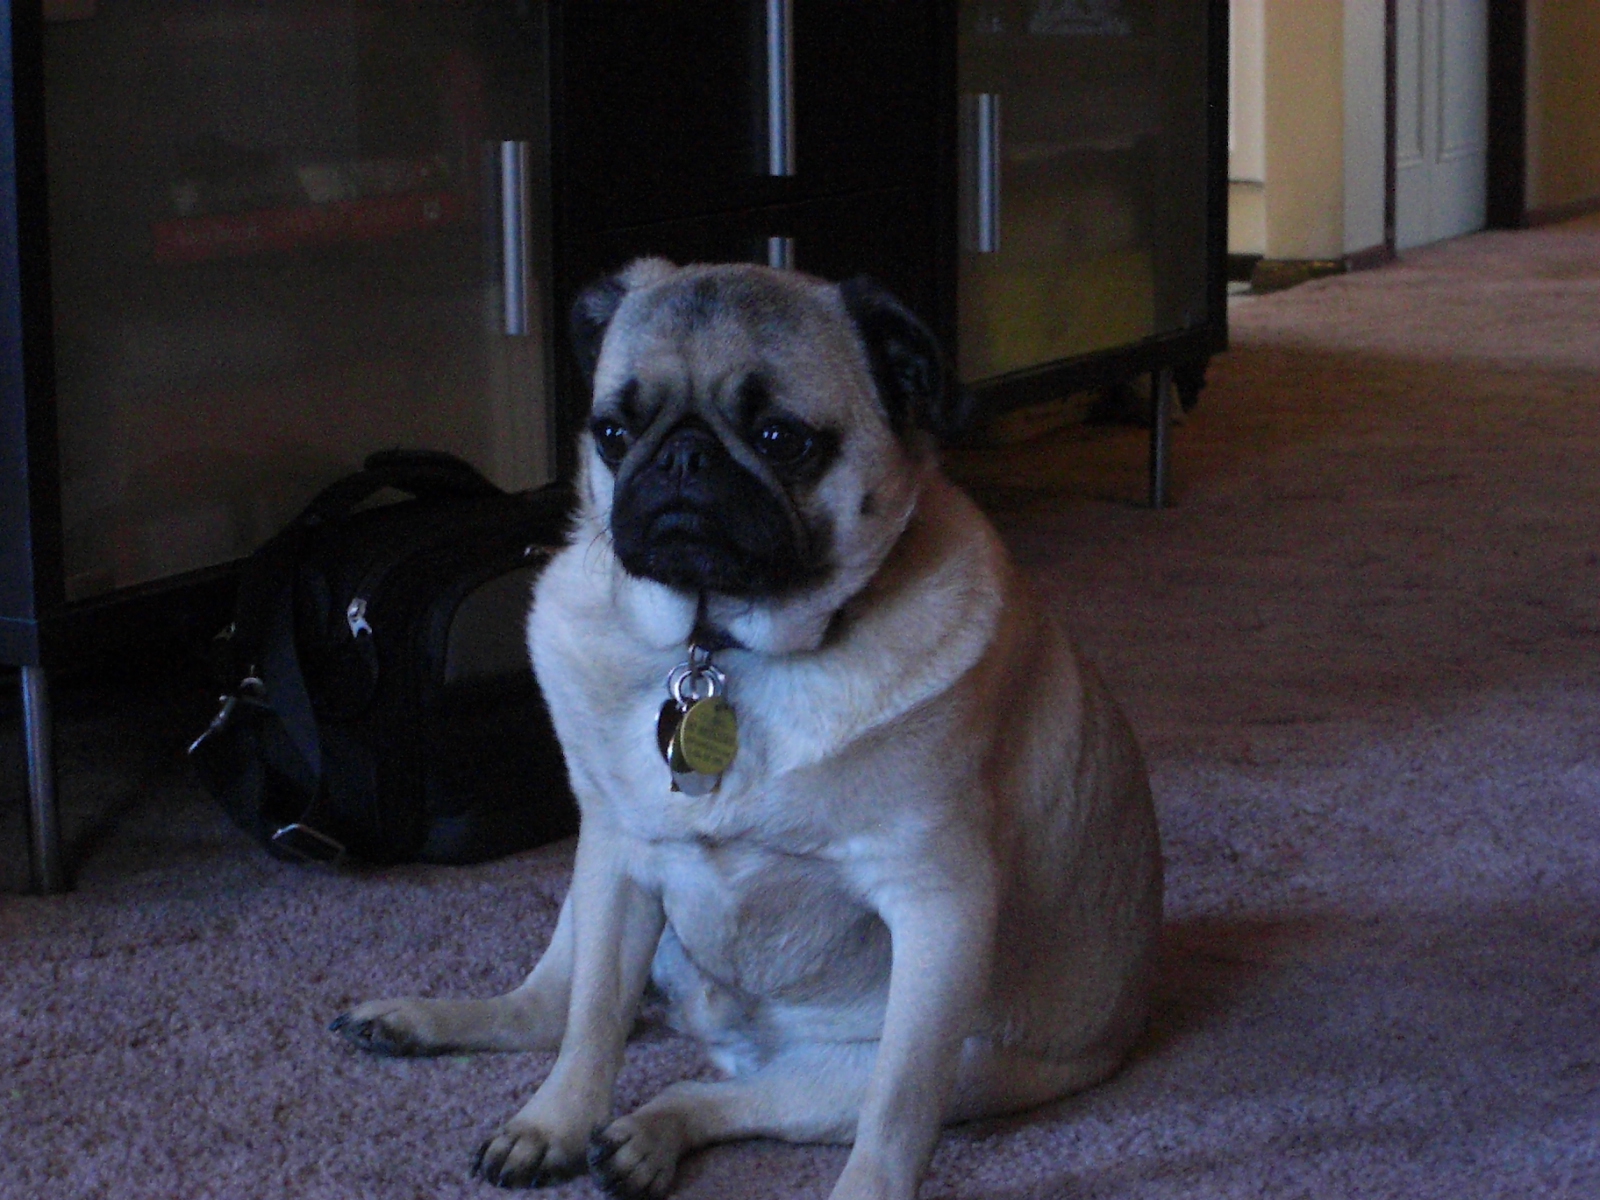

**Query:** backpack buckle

left=187, top=675, right=266, bottom=756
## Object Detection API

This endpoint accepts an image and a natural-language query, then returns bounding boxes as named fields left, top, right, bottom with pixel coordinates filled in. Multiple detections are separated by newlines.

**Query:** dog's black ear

left=838, top=276, right=973, bottom=443
left=569, top=274, right=629, bottom=389
left=571, top=258, right=682, bottom=389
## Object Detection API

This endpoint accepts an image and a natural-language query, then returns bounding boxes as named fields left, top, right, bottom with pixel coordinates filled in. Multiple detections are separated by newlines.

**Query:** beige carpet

left=4, top=221, right=1599, bottom=1199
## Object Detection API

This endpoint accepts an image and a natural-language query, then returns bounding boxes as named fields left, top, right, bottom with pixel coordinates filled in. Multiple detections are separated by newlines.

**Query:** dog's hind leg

left=586, top=1037, right=1121, bottom=1200
left=332, top=892, right=581, bottom=1056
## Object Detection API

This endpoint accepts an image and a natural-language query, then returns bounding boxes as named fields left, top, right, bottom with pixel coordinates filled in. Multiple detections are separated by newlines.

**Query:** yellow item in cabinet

left=971, top=247, right=1155, bottom=381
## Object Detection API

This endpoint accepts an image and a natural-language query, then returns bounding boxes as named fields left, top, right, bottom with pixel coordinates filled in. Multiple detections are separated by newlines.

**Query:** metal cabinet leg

left=21, top=666, right=68, bottom=894
left=1173, top=359, right=1208, bottom=413
left=1148, top=368, right=1174, bottom=509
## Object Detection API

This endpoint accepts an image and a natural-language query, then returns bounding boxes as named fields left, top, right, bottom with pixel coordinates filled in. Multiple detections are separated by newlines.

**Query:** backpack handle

left=299, top=449, right=502, bottom=530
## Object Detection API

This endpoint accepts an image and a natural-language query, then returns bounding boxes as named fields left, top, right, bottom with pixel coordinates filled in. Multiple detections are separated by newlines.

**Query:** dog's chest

left=652, top=838, right=889, bottom=1003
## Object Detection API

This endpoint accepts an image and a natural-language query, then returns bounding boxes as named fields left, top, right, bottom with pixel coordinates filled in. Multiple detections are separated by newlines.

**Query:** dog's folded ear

left=570, top=274, right=628, bottom=388
left=570, top=258, right=680, bottom=389
left=838, top=276, right=974, bottom=444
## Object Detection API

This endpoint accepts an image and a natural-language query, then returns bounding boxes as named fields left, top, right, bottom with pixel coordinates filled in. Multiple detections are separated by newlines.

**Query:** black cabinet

left=567, top=189, right=941, bottom=325
left=3, top=0, right=1225, bottom=890
left=554, top=1, right=941, bottom=229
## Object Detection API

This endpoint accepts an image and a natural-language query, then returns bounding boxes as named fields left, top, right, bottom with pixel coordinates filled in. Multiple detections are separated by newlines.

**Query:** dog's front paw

left=473, top=1119, right=591, bottom=1189
left=330, top=999, right=446, bottom=1056
left=588, top=1112, right=687, bottom=1199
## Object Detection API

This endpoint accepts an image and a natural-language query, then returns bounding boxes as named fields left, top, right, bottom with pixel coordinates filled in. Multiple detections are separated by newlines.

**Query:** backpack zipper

left=339, top=499, right=509, bottom=643
left=346, top=596, right=373, bottom=638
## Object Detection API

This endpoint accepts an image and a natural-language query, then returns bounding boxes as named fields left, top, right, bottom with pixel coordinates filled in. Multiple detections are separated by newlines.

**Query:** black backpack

left=189, top=449, right=579, bottom=865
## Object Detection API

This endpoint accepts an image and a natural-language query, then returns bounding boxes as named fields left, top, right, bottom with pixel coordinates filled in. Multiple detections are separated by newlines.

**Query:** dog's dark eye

left=754, top=420, right=814, bottom=467
left=590, top=419, right=632, bottom=467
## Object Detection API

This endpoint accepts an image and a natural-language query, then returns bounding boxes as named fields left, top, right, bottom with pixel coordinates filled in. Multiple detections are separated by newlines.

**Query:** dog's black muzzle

left=611, top=421, right=811, bottom=596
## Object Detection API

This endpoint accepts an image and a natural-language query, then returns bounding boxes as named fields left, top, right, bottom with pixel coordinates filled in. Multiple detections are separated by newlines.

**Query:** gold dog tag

left=677, top=696, right=738, bottom=776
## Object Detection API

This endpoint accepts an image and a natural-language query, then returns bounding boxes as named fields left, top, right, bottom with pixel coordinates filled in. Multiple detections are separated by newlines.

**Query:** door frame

left=1485, top=0, right=1526, bottom=228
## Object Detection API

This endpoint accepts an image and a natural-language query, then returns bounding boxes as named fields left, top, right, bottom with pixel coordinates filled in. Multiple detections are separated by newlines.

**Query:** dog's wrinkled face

left=571, top=260, right=964, bottom=632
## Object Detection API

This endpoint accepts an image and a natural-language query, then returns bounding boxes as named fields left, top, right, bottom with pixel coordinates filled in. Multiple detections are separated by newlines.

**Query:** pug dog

left=333, top=259, right=1163, bottom=1200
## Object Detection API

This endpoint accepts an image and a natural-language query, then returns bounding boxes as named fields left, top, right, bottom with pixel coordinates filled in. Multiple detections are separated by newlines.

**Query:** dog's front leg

left=833, top=848, right=998, bottom=1200
left=475, top=824, right=663, bottom=1189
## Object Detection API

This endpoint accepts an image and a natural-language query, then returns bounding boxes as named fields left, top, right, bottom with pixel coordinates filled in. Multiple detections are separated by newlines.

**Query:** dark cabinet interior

left=555, top=1, right=940, bottom=230
left=3, top=0, right=1225, bottom=891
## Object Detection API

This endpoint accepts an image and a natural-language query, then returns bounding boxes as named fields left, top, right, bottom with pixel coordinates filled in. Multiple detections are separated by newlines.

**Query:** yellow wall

left=1229, top=0, right=1357, bottom=261
left=1261, top=1, right=1347, bottom=259
left=1233, top=1, right=1600, bottom=252
left=1526, top=2, right=1600, bottom=214
left=1229, top=182, right=1267, bottom=255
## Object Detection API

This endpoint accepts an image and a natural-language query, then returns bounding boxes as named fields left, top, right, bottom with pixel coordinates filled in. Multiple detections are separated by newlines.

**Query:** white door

left=1394, top=0, right=1488, bottom=250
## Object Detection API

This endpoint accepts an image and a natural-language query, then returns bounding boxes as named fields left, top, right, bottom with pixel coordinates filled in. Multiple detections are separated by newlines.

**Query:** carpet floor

left=3, top=220, right=1598, bottom=1199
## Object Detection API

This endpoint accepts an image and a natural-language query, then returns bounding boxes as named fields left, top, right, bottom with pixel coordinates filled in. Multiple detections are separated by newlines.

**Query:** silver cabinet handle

left=501, top=140, right=531, bottom=336
left=765, top=0, right=796, bottom=176
left=766, top=236, right=795, bottom=270
left=962, top=93, right=1001, bottom=254
left=976, top=94, right=1001, bottom=252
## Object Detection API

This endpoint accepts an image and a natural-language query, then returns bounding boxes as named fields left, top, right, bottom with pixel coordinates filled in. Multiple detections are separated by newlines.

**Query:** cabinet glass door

left=43, top=0, right=552, bottom=601
left=957, top=0, right=1211, bottom=383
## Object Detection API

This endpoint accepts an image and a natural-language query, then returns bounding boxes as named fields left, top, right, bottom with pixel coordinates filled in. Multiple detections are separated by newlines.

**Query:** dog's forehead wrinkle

left=601, top=337, right=697, bottom=418
left=734, top=371, right=773, bottom=427
left=595, top=377, right=642, bottom=423
left=666, top=269, right=811, bottom=334
left=621, top=283, right=855, bottom=388
left=625, top=270, right=834, bottom=360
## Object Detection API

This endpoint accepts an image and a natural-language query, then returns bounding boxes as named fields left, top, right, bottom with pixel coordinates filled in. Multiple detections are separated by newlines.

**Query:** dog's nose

left=652, top=425, right=718, bottom=486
